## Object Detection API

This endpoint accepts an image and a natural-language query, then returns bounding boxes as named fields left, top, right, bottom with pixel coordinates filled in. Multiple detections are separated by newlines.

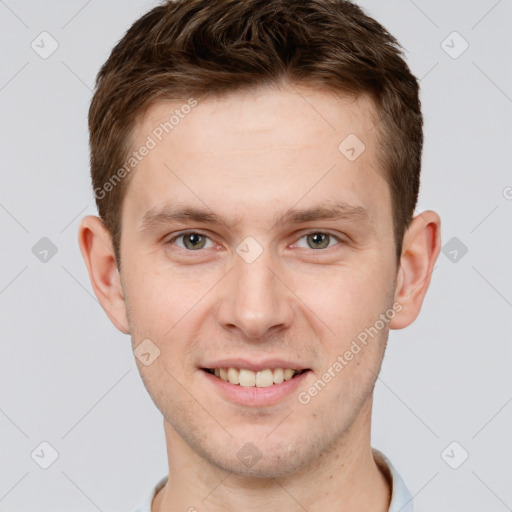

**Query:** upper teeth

left=212, top=368, right=298, bottom=387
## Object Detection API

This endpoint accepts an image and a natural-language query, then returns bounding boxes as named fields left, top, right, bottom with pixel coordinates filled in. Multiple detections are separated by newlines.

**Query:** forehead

left=138, top=84, right=378, bottom=155
left=123, top=84, right=390, bottom=231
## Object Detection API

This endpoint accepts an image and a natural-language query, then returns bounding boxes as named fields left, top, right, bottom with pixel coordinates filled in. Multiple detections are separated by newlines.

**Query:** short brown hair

left=89, top=0, right=423, bottom=269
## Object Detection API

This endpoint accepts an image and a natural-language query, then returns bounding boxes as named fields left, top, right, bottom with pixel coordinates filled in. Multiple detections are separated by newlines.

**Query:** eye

left=167, top=231, right=215, bottom=251
left=294, top=231, right=342, bottom=250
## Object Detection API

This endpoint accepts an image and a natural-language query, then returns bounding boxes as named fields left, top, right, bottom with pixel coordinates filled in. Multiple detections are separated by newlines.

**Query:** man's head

left=79, top=0, right=440, bottom=483
left=88, top=0, right=424, bottom=269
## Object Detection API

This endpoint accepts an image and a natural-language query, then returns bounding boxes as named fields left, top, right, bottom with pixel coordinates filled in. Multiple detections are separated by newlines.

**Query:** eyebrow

left=138, top=200, right=372, bottom=233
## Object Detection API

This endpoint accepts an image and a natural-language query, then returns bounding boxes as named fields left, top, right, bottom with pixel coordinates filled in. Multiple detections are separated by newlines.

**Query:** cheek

left=124, top=266, right=210, bottom=381
left=124, top=263, right=207, bottom=337
left=294, top=260, right=393, bottom=339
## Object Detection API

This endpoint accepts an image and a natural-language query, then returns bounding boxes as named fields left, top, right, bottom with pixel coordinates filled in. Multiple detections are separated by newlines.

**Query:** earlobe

left=390, top=210, right=441, bottom=330
left=78, top=215, right=130, bottom=334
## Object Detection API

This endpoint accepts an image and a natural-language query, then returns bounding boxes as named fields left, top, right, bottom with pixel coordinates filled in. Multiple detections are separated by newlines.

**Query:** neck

left=152, top=398, right=391, bottom=512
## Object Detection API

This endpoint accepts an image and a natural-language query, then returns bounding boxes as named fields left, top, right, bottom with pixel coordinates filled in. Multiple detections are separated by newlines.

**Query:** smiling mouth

left=202, top=367, right=310, bottom=387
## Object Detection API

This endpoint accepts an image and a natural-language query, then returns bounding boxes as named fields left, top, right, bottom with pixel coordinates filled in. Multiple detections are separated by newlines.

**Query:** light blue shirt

left=133, top=448, right=414, bottom=512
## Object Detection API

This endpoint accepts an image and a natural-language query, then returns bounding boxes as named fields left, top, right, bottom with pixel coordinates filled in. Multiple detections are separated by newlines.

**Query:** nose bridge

left=215, top=241, right=293, bottom=339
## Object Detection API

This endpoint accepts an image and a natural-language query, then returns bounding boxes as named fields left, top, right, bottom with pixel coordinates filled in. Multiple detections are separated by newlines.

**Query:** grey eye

left=171, top=232, right=214, bottom=250
left=183, top=233, right=206, bottom=250
left=306, top=232, right=330, bottom=249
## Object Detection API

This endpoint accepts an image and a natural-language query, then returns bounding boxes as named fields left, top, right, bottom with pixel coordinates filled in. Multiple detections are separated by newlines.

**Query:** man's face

left=119, top=85, right=399, bottom=477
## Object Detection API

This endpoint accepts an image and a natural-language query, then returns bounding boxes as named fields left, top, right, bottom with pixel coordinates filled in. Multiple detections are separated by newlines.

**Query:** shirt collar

left=373, top=448, right=414, bottom=512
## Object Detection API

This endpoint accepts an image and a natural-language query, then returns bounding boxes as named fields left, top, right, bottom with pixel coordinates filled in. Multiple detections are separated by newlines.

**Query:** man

left=78, top=0, right=441, bottom=510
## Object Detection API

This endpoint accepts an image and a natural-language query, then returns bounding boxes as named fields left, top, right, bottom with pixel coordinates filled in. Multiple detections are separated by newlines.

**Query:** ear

left=390, top=210, right=441, bottom=330
left=78, top=215, right=130, bottom=334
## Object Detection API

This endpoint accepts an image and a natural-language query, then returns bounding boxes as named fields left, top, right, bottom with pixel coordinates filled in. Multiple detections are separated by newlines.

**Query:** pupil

left=309, top=233, right=328, bottom=249
left=185, top=233, right=204, bottom=249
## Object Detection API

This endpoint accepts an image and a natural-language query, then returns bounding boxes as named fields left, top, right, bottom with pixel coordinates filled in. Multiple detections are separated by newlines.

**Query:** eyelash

left=165, top=230, right=345, bottom=252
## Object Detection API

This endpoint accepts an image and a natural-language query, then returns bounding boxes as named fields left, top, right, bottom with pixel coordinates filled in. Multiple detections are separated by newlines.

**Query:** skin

left=79, top=83, right=441, bottom=511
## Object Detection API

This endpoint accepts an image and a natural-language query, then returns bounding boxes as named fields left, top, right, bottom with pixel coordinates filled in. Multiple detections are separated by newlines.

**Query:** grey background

left=1, top=0, right=511, bottom=510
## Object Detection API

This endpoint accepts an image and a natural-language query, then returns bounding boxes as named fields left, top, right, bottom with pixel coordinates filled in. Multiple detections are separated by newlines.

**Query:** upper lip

left=201, top=358, right=310, bottom=372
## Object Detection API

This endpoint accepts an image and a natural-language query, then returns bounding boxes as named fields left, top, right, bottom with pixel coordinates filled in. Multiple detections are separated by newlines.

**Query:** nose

left=215, top=247, right=295, bottom=340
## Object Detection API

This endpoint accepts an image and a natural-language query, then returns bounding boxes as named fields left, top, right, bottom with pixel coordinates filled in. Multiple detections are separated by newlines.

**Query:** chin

left=214, top=449, right=310, bottom=480
left=198, top=430, right=323, bottom=480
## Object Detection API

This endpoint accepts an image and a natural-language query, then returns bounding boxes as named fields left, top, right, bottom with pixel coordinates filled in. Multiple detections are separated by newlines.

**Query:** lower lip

left=200, top=369, right=311, bottom=407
